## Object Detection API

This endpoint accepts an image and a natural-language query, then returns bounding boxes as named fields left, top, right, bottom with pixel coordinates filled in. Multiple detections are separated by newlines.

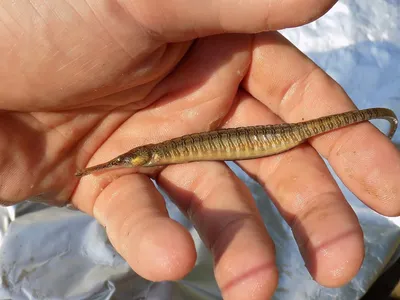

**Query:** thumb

left=127, top=0, right=337, bottom=41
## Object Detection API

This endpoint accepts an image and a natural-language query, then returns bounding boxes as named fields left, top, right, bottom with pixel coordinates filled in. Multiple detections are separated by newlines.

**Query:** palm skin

left=1, top=1, right=400, bottom=300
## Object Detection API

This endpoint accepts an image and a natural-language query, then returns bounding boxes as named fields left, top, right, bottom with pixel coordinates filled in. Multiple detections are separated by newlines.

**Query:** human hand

left=1, top=1, right=400, bottom=299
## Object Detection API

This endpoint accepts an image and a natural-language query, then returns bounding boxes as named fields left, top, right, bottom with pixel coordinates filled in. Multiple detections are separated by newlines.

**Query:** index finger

left=243, top=31, right=400, bottom=216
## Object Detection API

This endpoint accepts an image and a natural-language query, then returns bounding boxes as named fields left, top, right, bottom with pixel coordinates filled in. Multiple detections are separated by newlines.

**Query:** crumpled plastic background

left=0, top=0, right=399, bottom=299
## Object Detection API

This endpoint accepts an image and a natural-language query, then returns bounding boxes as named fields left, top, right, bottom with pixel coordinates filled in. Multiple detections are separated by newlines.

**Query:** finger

left=223, top=91, right=364, bottom=287
left=75, top=173, right=196, bottom=281
left=127, top=0, right=337, bottom=40
left=157, top=161, right=278, bottom=300
left=243, top=31, right=400, bottom=216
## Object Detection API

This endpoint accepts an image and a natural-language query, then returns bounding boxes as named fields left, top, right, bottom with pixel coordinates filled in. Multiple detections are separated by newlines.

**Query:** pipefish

left=75, top=107, right=398, bottom=177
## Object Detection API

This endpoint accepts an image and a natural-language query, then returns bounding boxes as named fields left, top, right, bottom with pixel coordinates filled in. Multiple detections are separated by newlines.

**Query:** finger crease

left=278, top=65, right=320, bottom=119
left=287, top=190, right=340, bottom=231
left=209, top=213, right=256, bottom=259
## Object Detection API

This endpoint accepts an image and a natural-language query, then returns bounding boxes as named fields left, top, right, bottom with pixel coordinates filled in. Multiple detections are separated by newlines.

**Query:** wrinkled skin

left=1, top=1, right=399, bottom=299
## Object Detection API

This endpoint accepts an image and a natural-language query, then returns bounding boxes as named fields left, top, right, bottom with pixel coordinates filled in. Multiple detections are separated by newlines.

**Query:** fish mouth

left=75, top=162, right=112, bottom=177
left=75, top=147, right=151, bottom=178
left=75, top=158, right=125, bottom=177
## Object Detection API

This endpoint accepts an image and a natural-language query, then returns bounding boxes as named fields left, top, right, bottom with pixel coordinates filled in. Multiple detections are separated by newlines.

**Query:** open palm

left=1, top=1, right=399, bottom=299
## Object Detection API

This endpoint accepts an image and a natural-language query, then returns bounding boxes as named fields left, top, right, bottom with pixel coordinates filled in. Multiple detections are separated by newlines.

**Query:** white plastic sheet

left=0, top=0, right=399, bottom=299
